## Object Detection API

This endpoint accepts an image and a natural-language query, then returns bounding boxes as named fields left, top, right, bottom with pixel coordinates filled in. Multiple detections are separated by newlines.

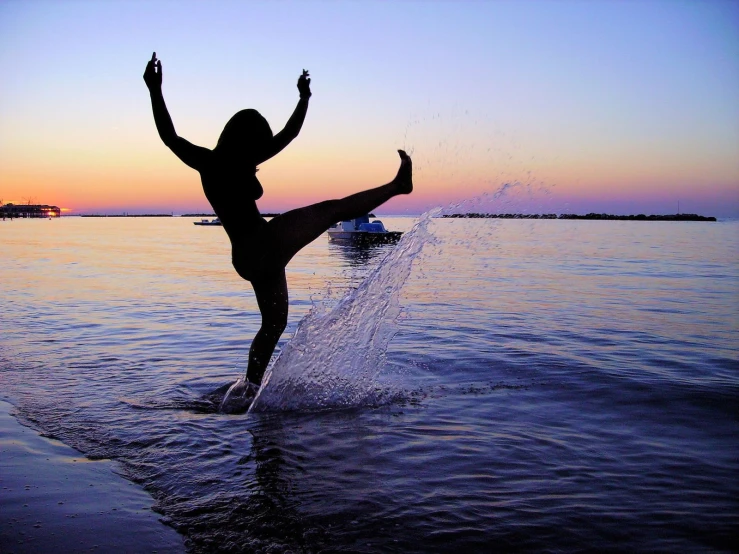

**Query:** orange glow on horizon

left=2, top=135, right=737, bottom=215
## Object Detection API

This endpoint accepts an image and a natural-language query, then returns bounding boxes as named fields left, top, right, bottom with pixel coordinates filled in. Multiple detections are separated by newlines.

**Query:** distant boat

left=193, top=218, right=222, bottom=226
left=327, top=215, right=402, bottom=244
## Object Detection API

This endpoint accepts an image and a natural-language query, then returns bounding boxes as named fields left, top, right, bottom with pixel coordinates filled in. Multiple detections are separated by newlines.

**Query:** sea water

left=0, top=215, right=737, bottom=552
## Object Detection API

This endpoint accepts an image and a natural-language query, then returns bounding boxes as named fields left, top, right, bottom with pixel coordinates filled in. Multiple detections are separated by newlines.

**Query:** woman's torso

left=198, top=157, right=270, bottom=280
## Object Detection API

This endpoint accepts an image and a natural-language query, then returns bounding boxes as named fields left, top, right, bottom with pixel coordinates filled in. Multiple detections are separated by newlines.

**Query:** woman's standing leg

left=247, top=270, right=289, bottom=385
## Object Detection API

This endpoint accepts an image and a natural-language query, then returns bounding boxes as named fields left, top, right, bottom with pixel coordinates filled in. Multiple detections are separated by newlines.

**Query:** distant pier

left=1, top=203, right=61, bottom=219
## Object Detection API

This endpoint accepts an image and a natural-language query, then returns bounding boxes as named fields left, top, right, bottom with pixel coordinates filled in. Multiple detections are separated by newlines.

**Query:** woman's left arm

left=257, top=70, right=311, bottom=163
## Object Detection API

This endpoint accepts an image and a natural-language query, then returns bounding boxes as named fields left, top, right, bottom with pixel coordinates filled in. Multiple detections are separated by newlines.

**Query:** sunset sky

left=1, top=1, right=737, bottom=216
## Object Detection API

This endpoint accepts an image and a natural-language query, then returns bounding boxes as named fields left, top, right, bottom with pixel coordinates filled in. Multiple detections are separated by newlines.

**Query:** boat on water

left=193, top=218, right=222, bottom=226
left=327, top=215, right=402, bottom=244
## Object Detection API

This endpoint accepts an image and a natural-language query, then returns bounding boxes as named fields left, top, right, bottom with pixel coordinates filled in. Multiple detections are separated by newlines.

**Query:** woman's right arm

left=144, top=52, right=209, bottom=171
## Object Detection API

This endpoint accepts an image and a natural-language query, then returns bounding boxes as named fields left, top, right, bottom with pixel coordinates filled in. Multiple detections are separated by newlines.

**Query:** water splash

left=247, top=210, right=439, bottom=413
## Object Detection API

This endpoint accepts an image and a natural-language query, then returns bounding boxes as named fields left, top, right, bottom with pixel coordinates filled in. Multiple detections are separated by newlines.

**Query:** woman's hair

left=215, top=109, right=273, bottom=163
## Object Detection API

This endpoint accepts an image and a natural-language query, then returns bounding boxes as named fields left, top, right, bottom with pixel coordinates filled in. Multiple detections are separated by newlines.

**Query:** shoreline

left=3, top=212, right=721, bottom=221
left=0, top=398, right=185, bottom=553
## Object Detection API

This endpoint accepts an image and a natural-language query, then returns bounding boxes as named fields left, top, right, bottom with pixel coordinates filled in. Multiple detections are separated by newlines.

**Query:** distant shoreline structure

left=4, top=210, right=718, bottom=222
left=1, top=203, right=61, bottom=218
left=442, top=213, right=717, bottom=222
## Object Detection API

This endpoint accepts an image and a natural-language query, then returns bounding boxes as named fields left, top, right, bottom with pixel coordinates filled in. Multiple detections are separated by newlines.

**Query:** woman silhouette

left=144, top=53, right=413, bottom=398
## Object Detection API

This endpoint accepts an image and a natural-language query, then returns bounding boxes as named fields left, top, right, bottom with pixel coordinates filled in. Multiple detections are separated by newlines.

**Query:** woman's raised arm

left=144, top=52, right=210, bottom=171
left=256, top=70, right=312, bottom=164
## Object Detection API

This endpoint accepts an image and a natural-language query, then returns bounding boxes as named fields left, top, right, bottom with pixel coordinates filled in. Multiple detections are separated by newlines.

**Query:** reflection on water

left=0, top=216, right=737, bottom=552
left=327, top=240, right=392, bottom=267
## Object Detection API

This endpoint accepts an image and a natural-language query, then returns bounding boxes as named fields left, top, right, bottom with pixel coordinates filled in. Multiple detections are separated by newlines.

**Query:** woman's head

left=215, top=109, right=273, bottom=163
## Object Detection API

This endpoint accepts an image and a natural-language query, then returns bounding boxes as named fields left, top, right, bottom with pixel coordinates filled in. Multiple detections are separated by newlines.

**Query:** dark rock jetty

left=442, top=213, right=716, bottom=221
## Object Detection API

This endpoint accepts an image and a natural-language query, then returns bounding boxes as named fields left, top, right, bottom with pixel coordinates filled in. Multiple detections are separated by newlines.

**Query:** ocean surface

left=1, top=215, right=737, bottom=553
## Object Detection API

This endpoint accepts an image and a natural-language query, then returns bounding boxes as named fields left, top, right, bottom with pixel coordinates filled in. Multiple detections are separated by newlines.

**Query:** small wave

left=120, top=385, right=231, bottom=414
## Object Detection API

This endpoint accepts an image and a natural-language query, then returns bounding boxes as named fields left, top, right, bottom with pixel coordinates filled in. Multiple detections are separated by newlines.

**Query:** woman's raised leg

left=265, top=150, right=412, bottom=269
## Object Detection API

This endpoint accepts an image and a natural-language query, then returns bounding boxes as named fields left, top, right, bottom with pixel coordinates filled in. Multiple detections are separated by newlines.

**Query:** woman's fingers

left=145, top=52, right=157, bottom=73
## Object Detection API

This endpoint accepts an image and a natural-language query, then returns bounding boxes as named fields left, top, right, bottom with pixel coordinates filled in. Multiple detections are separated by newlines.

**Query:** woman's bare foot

left=219, top=378, right=260, bottom=414
left=393, top=149, right=413, bottom=194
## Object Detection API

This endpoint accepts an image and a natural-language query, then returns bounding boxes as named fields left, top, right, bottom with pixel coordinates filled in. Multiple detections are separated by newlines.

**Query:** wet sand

left=0, top=399, right=184, bottom=553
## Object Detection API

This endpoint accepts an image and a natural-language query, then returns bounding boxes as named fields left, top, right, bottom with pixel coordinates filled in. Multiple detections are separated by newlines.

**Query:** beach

left=0, top=215, right=737, bottom=552
left=0, top=399, right=184, bottom=553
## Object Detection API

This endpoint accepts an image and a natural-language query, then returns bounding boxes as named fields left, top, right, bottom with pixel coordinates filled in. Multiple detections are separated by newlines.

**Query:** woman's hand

left=297, top=69, right=311, bottom=99
left=143, top=52, right=162, bottom=91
